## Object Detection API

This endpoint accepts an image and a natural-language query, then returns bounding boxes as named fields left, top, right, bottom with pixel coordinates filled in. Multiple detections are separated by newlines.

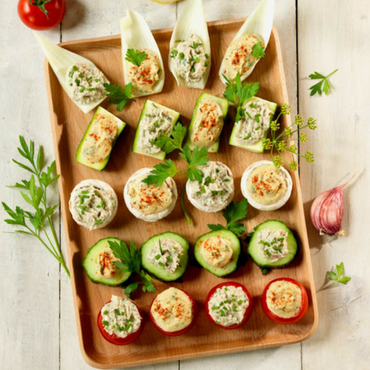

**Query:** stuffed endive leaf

left=219, top=0, right=275, bottom=84
left=120, top=10, right=165, bottom=98
left=33, top=32, right=108, bottom=114
left=169, top=0, right=211, bottom=89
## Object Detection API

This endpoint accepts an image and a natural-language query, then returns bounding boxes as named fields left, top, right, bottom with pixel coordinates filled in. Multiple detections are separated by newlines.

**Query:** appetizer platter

left=42, top=0, right=318, bottom=367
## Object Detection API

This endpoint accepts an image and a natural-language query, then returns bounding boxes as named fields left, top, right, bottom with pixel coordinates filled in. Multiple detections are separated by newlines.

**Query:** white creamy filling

left=171, top=34, right=208, bottom=84
left=147, top=238, right=183, bottom=273
left=96, top=247, right=120, bottom=278
left=188, top=162, right=234, bottom=209
left=236, top=100, right=273, bottom=145
left=208, top=286, right=249, bottom=326
left=66, top=63, right=107, bottom=105
left=101, top=295, right=142, bottom=338
left=257, top=229, right=289, bottom=263
left=138, top=107, right=173, bottom=154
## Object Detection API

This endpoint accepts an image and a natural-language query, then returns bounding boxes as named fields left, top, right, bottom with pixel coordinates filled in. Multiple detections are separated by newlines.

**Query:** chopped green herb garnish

left=255, top=114, right=261, bottom=123
left=81, top=190, right=89, bottom=194
left=179, top=52, right=185, bottom=60
left=211, top=306, right=219, bottom=310
left=72, top=66, right=78, bottom=71
left=154, top=121, right=159, bottom=128
left=102, top=320, right=109, bottom=326
left=155, top=254, right=161, bottom=260
left=200, top=185, right=206, bottom=193
left=255, top=126, right=261, bottom=130
left=205, top=53, right=209, bottom=59
left=95, top=219, right=102, bottom=225
left=205, top=62, right=209, bottom=67
left=78, top=73, right=84, bottom=78
left=232, top=304, right=237, bottom=312
left=79, top=87, right=85, bottom=93
left=88, top=88, right=95, bottom=92
left=87, top=76, right=92, bottom=82
left=125, top=48, right=147, bottom=67
left=250, top=103, right=257, bottom=109
left=158, top=262, right=165, bottom=267
left=211, top=190, right=218, bottom=196
left=103, top=310, right=108, bottom=315
left=95, top=79, right=100, bottom=83
left=170, top=49, right=178, bottom=58
left=167, top=255, right=173, bottom=262
left=68, top=71, right=73, bottom=78
left=75, top=79, right=80, bottom=85
left=243, top=134, right=252, bottom=140
left=246, top=112, right=252, bottom=119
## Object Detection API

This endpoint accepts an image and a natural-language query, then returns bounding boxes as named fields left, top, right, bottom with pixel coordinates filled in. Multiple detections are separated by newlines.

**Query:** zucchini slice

left=141, top=232, right=189, bottom=281
left=247, top=220, right=298, bottom=268
left=83, top=237, right=131, bottom=286
left=132, top=100, right=180, bottom=160
left=76, top=107, right=126, bottom=171
left=185, top=93, right=229, bottom=153
left=194, top=230, right=240, bottom=277
left=229, top=96, right=277, bottom=153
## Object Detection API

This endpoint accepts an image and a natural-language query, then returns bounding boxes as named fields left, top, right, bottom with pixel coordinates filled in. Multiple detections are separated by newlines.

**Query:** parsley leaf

left=207, top=199, right=248, bottom=235
left=251, top=41, right=265, bottom=59
left=223, top=73, right=259, bottom=122
left=308, top=69, right=338, bottom=96
left=104, top=82, right=135, bottom=111
left=109, top=239, right=156, bottom=297
left=154, top=122, right=187, bottom=154
left=125, top=48, right=147, bottom=67
left=327, top=262, right=351, bottom=286
left=141, top=159, right=179, bottom=186
left=183, top=145, right=209, bottom=182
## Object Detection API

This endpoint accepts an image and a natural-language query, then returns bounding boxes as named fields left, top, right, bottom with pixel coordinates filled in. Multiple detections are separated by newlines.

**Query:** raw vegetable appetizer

left=76, top=107, right=126, bottom=170
left=185, top=93, right=229, bottom=153
left=132, top=100, right=180, bottom=160
left=33, top=32, right=109, bottom=114
left=120, top=10, right=165, bottom=98
left=141, top=232, right=189, bottom=282
left=169, top=0, right=211, bottom=89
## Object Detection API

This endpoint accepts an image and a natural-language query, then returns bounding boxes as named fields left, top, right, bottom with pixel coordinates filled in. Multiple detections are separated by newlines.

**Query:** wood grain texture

left=44, top=19, right=317, bottom=368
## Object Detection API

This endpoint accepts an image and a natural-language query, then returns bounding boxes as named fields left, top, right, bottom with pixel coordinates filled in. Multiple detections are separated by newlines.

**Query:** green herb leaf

left=142, top=159, right=179, bottom=186
left=308, top=69, right=338, bottom=96
left=327, top=262, right=351, bottom=286
left=124, top=282, right=140, bottom=298
left=154, top=122, right=187, bottom=154
left=251, top=41, right=265, bottom=59
left=104, top=82, right=135, bottom=111
left=125, top=48, right=147, bottom=67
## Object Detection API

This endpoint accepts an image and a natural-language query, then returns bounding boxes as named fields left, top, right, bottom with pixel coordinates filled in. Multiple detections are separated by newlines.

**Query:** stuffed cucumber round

left=247, top=220, right=297, bottom=268
left=83, top=237, right=131, bottom=286
left=194, top=230, right=241, bottom=277
left=141, top=232, right=189, bottom=281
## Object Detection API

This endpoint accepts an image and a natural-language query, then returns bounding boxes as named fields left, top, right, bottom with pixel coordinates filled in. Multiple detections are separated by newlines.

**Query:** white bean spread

left=236, top=99, right=273, bottom=145
left=66, top=63, right=107, bottom=105
left=208, top=286, right=249, bottom=326
left=171, top=35, right=208, bottom=84
left=101, top=295, right=142, bottom=338
left=138, top=106, right=173, bottom=154
left=187, top=161, right=234, bottom=211
left=147, top=238, right=183, bottom=273
left=257, top=229, right=289, bottom=263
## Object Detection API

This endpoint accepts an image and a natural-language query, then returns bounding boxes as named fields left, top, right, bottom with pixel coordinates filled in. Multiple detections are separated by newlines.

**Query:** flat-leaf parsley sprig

left=104, top=82, right=135, bottom=111
left=327, top=262, right=351, bottom=286
left=251, top=41, right=265, bottom=59
left=125, top=48, right=147, bottom=67
left=2, top=136, right=70, bottom=278
left=109, top=239, right=156, bottom=298
left=262, top=104, right=317, bottom=171
left=207, top=199, right=248, bottom=236
left=223, top=72, right=259, bottom=122
left=142, top=122, right=209, bottom=224
left=309, top=69, right=338, bottom=96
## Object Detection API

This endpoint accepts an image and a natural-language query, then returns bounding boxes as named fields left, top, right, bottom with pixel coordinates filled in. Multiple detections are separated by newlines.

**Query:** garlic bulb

left=310, top=174, right=356, bottom=236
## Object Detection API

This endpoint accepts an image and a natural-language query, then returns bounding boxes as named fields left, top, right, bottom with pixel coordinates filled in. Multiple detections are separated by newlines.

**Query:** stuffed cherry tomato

left=261, top=278, right=308, bottom=325
left=97, top=295, right=143, bottom=345
left=205, top=282, right=253, bottom=330
left=149, top=287, right=198, bottom=336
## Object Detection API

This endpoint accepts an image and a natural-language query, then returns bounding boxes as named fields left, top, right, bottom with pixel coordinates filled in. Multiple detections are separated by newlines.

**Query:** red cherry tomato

left=205, top=282, right=253, bottom=330
left=261, top=277, right=308, bottom=325
left=97, top=300, right=144, bottom=345
left=149, top=288, right=198, bottom=336
left=17, top=0, right=66, bottom=31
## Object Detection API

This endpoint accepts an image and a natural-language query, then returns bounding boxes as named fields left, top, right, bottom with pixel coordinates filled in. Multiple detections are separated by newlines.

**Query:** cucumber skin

left=132, top=100, right=180, bottom=160
left=185, top=93, right=229, bottom=153
left=229, top=97, right=278, bottom=153
left=194, top=230, right=241, bottom=278
left=82, top=237, right=131, bottom=286
left=141, top=232, right=189, bottom=282
left=76, top=107, right=126, bottom=171
left=247, top=220, right=298, bottom=268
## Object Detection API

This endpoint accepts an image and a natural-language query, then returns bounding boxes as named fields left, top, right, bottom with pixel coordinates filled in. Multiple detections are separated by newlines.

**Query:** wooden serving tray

left=45, top=18, right=318, bottom=369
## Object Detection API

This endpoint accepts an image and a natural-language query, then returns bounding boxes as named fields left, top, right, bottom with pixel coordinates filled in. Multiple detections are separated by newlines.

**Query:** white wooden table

left=1, top=0, right=369, bottom=369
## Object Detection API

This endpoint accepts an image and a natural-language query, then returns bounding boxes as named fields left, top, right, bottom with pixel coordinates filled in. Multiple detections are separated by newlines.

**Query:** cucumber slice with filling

left=194, top=230, right=240, bottom=277
left=83, top=237, right=131, bottom=286
left=132, top=100, right=180, bottom=160
left=141, top=232, right=189, bottom=281
left=247, top=220, right=298, bottom=268
left=185, top=93, right=229, bottom=153
left=229, top=96, right=277, bottom=153
left=76, top=106, right=126, bottom=171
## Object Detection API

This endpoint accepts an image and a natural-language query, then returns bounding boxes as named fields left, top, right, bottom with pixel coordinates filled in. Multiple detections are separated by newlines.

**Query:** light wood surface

left=1, top=1, right=369, bottom=369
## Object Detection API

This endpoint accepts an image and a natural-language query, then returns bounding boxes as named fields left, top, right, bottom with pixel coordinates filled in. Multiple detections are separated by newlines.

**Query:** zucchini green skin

left=247, top=220, right=298, bottom=268
left=76, top=106, right=126, bottom=171
left=132, top=100, right=180, bottom=160
left=141, top=232, right=189, bottom=282
left=185, top=93, right=229, bottom=153
left=194, top=230, right=240, bottom=277
left=229, top=97, right=277, bottom=153
left=82, top=237, right=131, bottom=286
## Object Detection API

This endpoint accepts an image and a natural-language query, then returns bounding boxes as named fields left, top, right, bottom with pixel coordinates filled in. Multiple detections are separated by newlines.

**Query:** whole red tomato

left=18, top=0, right=66, bottom=31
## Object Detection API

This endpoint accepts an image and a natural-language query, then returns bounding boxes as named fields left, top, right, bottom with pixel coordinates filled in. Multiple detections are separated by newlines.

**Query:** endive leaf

left=33, top=32, right=108, bottom=114
left=120, top=10, right=165, bottom=98
left=219, top=0, right=275, bottom=84
left=169, top=0, right=211, bottom=89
